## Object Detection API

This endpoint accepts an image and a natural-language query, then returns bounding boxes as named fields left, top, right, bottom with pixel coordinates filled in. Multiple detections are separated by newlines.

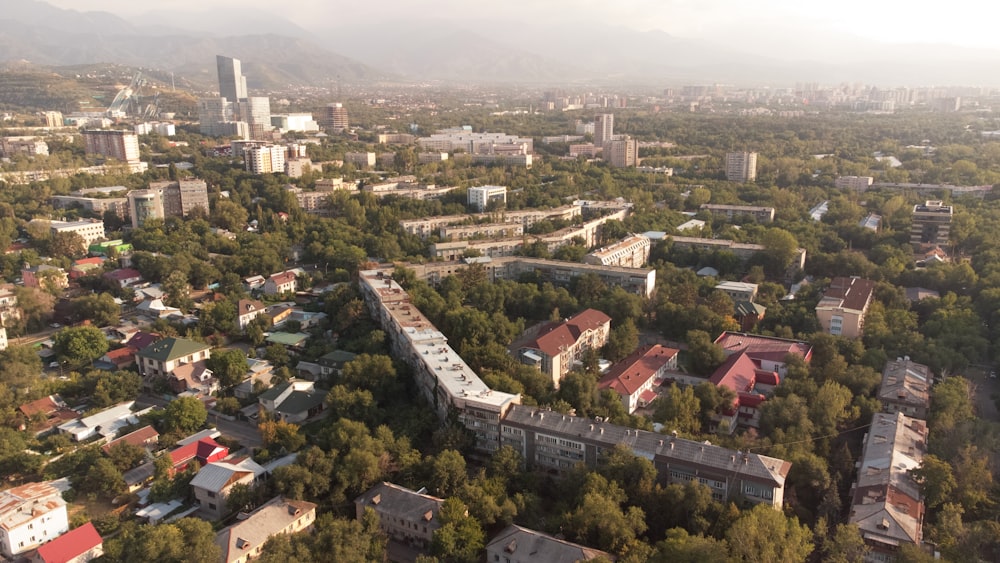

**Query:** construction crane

left=107, top=72, right=156, bottom=119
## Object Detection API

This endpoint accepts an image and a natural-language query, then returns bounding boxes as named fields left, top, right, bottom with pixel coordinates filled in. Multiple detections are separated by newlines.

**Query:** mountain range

left=2, top=0, right=999, bottom=89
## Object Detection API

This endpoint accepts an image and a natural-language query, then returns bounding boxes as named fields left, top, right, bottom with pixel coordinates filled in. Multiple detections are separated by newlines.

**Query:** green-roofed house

left=135, top=337, right=212, bottom=378
left=265, top=332, right=310, bottom=352
left=258, top=379, right=327, bottom=423
left=734, top=300, right=767, bottom=332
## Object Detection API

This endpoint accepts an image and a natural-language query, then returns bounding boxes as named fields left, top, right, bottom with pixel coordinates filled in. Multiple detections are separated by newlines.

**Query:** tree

left=205, top=348, right=249, bottom=389
left=70, top=293, right=120, bottom=327
left=163, top=396, right=207, bottom=435
left=686, top=330, right=725, bottom=376
left=259, top=418, right=306, bottom=454
left=604, top=319, right=639, bottom=363
left=432, top=498, right=485, bottom=563
left=757, top=227, right=800, bottom=277
left=652, top=384, right=702, bottom=435
left=79, top=458, right=126, bottom=500
left=162, top=270, right=192, bottom=312
left=911, top=454, right=956, bottom=509
left=53, top=325, right=109, bottom=366
left=429, top=450, right=467, bottom=497
left=264, top=343, right=290, bottom=368
left=106, top=518, right=221, bottom=563
left=652, top=528, right=728, bottom=563
left=726, top=504, right=813, bottom=563
left=819, top=522, right=869, bottom=563
left=106, top=441, right=147, bottom=472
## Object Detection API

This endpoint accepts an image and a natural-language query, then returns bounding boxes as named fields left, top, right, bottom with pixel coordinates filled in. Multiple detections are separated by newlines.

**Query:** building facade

left=700, top=204, right=775, bottom=223
left=135, top=337, right=212, bottom=379
left=517, top=309, right=612, bottom=388
left=245, top=145, right=286, bottom=174
left=82, top=130, right=140, bottom=163
left=603, top=136, right=636, bottom=167
left=322, top=103, right=349, bottom=132
left=127, top=188, right=164, bottom=229
left=910, top=200, right=952, bottom=247
left=354, top=483, right=443, bottom=552
left=0, top=482, right=69, bottom=558
left=725, top=151, right=757, bottom=182
left=593, top=114, right=614, bottom=149
left=584, top=234, right=650, bottom=268
left=216, top=55, right=247, bottom=103
left=599, top=344, right=679, bottom=413
left=815, top=276, right=876, bottom=339
left=467, top=185, right=507, bottom=212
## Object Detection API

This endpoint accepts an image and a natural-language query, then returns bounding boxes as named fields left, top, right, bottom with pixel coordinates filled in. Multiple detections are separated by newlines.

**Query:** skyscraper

left=725, top=151, right=758, bottom=182
left=594, top=114, right=614, bottom=150
left=603, top=136, right=637, bottom=168
left=322, top=103, right=349, bottom=132
left=236, top=97, right=272, bottom=139
left=216, top=55, right=248, bottom=103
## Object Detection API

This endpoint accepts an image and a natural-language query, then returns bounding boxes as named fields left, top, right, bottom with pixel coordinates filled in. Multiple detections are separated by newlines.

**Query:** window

left=207, top=491, right=216, bottom=498
left=209, top=503, right=216, bottom=510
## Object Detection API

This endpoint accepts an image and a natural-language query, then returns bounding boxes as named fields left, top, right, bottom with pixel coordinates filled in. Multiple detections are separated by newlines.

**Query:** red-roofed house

left=169, top=437, right=228, bottom=473
left=98, top=347, right=137, bottom=370
left=32, top=522, right=103, bottom=563
left=598, top=345, right=679, bottom=413
left=518, top=309, right=612, bottom=388
left=103, top=268, right=143, bottom=288
left=709, top=351, right=780, bottom=432
left=69, top=257, right=105, bottom=280
left=815, top=276, right=876, bottom=339
left=264, top=271, right=297, bottom=296
left=17, top=396, right=78, bottom=437
left=713, top=331, right=813, bottom=377
left=123, top=331, right=160, bottom=352
left=102, top=425, right=159, bottom=455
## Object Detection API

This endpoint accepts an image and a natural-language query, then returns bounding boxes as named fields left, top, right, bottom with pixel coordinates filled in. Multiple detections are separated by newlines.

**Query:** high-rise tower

left=594, top=114, right=614, bottom=149
left=216, top=55, right=248, bottom=102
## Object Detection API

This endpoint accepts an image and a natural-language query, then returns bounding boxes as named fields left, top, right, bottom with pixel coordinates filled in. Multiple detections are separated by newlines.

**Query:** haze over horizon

left=42, top=0, right=1000, bottom=55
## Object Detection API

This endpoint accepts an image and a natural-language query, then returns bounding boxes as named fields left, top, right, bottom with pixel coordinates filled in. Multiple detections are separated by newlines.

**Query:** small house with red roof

left=101, top=425, right=159, bottom=455
left=713, top=331, right=812, bottom=377
left=97, top=347, right=137, bottom=370
left=32, top=521, right=103, bottom=563
left=598, top=345, right=679, bottom=413
left=169, top=437, right=228, bottom=473
left=17, top=396, right=78, bottom=437
left=517, top=308, right=611, bottom=388
left=68, top=257, right=105, bottom=280
left=102, top=268, right=143, bottom=288
left=264, top=271, right=297, bottom=296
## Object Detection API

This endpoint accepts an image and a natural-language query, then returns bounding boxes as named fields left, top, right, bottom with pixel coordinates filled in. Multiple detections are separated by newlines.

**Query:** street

left=136, top=393, right=262, bottom=448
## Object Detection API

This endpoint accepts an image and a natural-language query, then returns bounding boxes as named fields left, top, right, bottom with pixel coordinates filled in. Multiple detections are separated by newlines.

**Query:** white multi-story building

left=344, top=152, right=376, bottom=167
left=584, top=234, right=650, bottom=268
left=45, top=218, right=106, bottom=248
left=418, top=129, right=533, bottom=154
left=270, top=113, right=318, bottom=133
left=82, top=130, right=141, bottom=163
left=700, top=204, right=775, bottom=223
left=0, top=482, right=69, bottom=558
left=467, top=185, right=507, bottom=211
left=51, top=195, right=129, bottom=219
left=245, top=145, right=286, bottom=174
left=593, top=114, right=614, bottom=149
left=725, top=151, right=758, bottom=182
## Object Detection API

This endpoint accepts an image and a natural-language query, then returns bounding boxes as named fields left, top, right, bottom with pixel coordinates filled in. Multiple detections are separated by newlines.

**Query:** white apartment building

left=45, top=219, right=106, bottom=248
left=344, top=152, right=376, bottom=167
left=417, top=129, right=533, bottom=154
left=700, top=204, right=775, bottom=223
left=593, top=114, right=614, bottom=149
left=584, top=234, right=650, bottom=268
left=467, top=185, right=507, bottom=211
left=245, top=145, right=286, bottom=174
left=725, top=151, right=758, bottom=182
left=51, top=195, right=129, bottom=219
left=0, top=482, right=69, bottom=558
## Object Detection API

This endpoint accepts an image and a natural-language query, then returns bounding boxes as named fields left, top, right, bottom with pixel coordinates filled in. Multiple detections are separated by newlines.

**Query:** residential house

left=0, top=284, right=21, bottom=325
left=354, top=482, right=444, bottom=551
left=263, top=304, right=294, bottom=326
left=237, top=299, right=265, bottom=331
left=122, top=462, right=156, bottom=492
left=733, top=301, right=766, bottom=332
left=486, top=525, right=614, bottom=563
left=714, top=281, right=758, bottom=302
left=215, top=496, right=316, bottom=563
left=135, top=337, right=212, bottom=379
left=257, top=380, right=327, bottom=424
left=31, top=521, right=102, bottom=563
left=708, top=351, right=780, bottom=432
left=169, top=361, right=218, bottom=395
left=848, top=412, right=927, bottom=561
left=878, top=358, right=932, bottom=420
left=264, top=332, right=310, bottom=353
left=815, top=276, right=876, bottom=338
left=242, top=276, right=266, bottom=292
left=102, top=425, right=159, bottom=454
left=169, top=437, right=228, bottom=473
left=233, top=359, right=276, bottom=400
left=18, top=395, right=77, bottom=437
left=0, top=482, right=69, bottom=558
left=22, top=265, right=68, bottom=290
left=97, top=347, right=137, bottom=370
left=517, top=309, right=612, bottom=388
left=264, top=271, right=297, bottom=296
left=713, top=332, right=813, bottom=377
left=190, top=458, right=266, bottom=520
left=295, top=350, right=356, bottom=380
left=102, top=268, right=143, bottom=288
left=68, top=257, right=105, bottom=280
left=598, top=345, right=679, bottom=413
left=135, top=299, right=181, bottom=320
left=58, top=401, right=138, bottom=442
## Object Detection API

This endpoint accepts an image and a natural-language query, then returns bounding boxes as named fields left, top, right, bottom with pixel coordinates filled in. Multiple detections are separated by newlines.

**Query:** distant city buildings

left=835, top=175, right=874, bottom=191
left=245, top=145, right=287, bottom=174
left=910, top=200, right=952, bottom=247
left=603, top=136, right=637, bottom=167
left=322, top=103, right=349, bottom=132
left=725, top=151, right=757, bottom=182
left=216, top=55, right=248, bottom=103
left=270, top=113, right=319, bottom=133
left=82, top=130, right=140, bottom=163
left=418, top=128, right=533, bottom=155
left=0, top=136, right=48, bottom=157
left=593, top=113, right=614, bottom=149
left=700, top=204, right=775, bottom=223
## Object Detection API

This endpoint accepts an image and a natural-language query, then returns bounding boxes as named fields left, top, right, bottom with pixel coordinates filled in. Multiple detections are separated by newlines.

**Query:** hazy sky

left=44, top=0, right=1000, bottom=50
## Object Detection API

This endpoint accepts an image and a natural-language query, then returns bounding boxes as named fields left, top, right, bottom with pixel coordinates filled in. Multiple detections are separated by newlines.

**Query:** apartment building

left=598, top=344, right=679, bottom=413
left=835, top=176, right=874, bottom=191
left=82, top=130, right=140, bottom=163
left=815, top=276, right=876, bottom=338
left=344, top=152, right=376, bottom=167
left=669, top=236, right=808, bottom=270
left=418, top=152, right=449, bottom=163
left=46, top=219, right=106, bottom=248
left=848, top=412, right=927, bottom=561
left=0, top=482, right=69, bottom=558
left=358, top=269, right=521, bottom=454
left=215, top=497, right=317, bottom=563
left=468, top=153, right=533, bottom=168
left=127, top=188, right=164, bottom=228
left=500, top=405, right=789, bottom=507
left=517, top=309, right=612, bottom=388
left=400, top=205, right=583, bottom=240
left=603, top=136, right=637, bottom=167
left=725, top=151, right=757, bottom=182
left=878, top=358, right=931, bottom=420
left=910, top=200, right=952, bottom=247
left=322, top=103, right=349, bottom=132
left=406, top=256, right=657, bottom=298
left=354, top=482, right=443, bottom=552
left=700, top=204, right=775, bottom=223
left=285, top=186, right=331, bottom=213
left=377, top=133, right=416, bottom=144
left=0, top=136, right=48, bottom=157
left=593, top=114, right=614, bottom=149
left=440, top=223, right=523, bottom=241
left=245, top=145, right=286, bottom=174
left=467, top=185, right=507, bottom=212
left=51, top=195, right=129, bottom=219
left=486, top=525, right=612, bottom=563
left=584, top=234, right=650, bottom=268
left=417, top=129, right=533, bottom=154
left=147, top=179, right=210, bottom=218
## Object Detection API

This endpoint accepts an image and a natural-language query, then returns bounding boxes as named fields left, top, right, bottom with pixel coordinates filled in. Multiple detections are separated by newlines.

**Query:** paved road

left=136, top=393, right=262, bottom=448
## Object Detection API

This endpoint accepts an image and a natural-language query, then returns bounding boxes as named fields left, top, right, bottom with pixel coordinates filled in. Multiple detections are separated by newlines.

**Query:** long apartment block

left=358, top=267, right=790, bottom=507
